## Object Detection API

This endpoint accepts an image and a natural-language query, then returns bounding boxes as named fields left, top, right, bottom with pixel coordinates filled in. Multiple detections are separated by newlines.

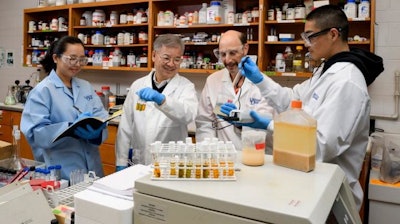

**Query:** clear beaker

left=241, top=126, right=266, bottom=166
left=4, top=86, right=16, bottom=105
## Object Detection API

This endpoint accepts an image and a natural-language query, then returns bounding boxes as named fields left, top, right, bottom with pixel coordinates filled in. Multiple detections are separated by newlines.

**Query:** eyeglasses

left=301, top=27, right=342, bottom=46
left=213, top=45, right=244, bottom=59
left=157, top=53, right=183, bottom=65
left=61, top=54, right=88, bottom=66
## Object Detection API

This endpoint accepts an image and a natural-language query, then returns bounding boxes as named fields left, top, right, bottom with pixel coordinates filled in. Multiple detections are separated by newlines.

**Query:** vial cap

left=101, top=86, right=110, bottom=90
left=291, top=100, right=302, bottom=109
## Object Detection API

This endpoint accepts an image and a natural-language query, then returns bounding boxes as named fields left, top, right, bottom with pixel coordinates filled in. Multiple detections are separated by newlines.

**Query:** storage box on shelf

left=23, top=0, right=376, bottom=80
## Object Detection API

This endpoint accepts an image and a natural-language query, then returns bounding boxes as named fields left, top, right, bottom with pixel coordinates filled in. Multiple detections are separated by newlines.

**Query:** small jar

left=138, top=31, right=148, bottom=44
left=127, top=13, right=134, bottom=24
left=120, top=12, right=127, bottom=24
left=110, top=11, right=119, bottom=25
left=251, top=7, right=259, bottom=22
left=80, top=17, right=86, bottom=26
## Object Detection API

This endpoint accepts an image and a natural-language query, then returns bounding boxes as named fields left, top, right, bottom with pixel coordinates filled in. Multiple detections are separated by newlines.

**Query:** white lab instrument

left=0, top=182, right=55, bottom=223
left=73, top=164, right=151, bottom=224
left=134, top=155, right=361, bottom=224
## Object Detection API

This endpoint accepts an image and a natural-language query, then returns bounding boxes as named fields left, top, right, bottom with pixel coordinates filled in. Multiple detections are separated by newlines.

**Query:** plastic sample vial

left=275, top=53, right=285, bottom=72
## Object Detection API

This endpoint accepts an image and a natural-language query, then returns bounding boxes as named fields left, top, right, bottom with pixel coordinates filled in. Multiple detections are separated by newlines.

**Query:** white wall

left=370, top=0, right=400, bottom=133
left=0, top=0, right=398, bottom=133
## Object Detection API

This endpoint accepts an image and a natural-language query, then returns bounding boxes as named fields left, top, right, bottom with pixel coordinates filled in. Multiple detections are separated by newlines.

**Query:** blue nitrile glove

left=238, top=110, right=271, bottom=130
left=74, top=111, right=92, bottom=122
left=220, top=102, right=237, bottom=116
left=137, top=87, right=166, bottom=105
left=74, top=123, right=106, bottom=140
left=239, top=56, right=264, bottom=84
left=116, top=166, right=127, bottom=172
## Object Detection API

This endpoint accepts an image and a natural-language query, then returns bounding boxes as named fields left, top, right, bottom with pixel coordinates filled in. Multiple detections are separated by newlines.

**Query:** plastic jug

left=241, top=127, right=266, bottom=166
left=273, top=100, right=317, bottom=172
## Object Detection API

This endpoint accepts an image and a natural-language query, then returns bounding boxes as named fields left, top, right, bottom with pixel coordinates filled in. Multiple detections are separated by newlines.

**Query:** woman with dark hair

left=21, top=36, right=109, bottom=181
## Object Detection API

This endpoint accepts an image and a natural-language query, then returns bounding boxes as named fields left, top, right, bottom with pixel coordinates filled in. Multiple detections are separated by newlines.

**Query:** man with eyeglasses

left=220, top=5, right=384, bottom=210
left=115, top=34, right=198, bottom=171
left=196, top=30, right=275, bottom=152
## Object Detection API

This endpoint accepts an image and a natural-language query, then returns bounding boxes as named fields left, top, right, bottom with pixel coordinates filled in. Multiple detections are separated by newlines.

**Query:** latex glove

left=137, top=87, right=165, bottom=105
left=239, top=56, right=264, bottom=84
left=220, top=102, right=237, bottom=116
left=237, top=110, right=271, bottom=130
left=74, top=123, right=106, bottom=140
left=116, top=166, right=127, bottom=172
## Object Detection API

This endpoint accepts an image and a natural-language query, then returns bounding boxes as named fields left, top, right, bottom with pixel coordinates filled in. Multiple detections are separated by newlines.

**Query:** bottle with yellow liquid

left=273, top=100, right=317, bottom=172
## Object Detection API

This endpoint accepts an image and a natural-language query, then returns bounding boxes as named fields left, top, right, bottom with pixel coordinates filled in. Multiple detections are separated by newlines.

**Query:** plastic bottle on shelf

left=344, top=0, right=357, bottom=19
left=112, top=47, right=122, bottom=67
left=273, top=100, right=317, bottom=172
left=358, top=0, right=370, bottom=19
left=293, top=45, right=303, bottom=72
left=199, top=3, right=208, bottom=24
left=207, top=1, right=224, bottom=24
left=304, top=51, right=314, bottom=73
left=275, top=53, right=285, bottom=72
left=101, top=86, right=113, bottom=110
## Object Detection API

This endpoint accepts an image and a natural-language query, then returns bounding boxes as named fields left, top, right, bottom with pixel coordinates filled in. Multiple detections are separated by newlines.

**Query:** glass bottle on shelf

left=293, top=45, right=304, bottom=72
left=284, top=46, right=293, bottom=72
left=5, top=86, right=17, bottom=105
left=139, top=47, right=148, bottom=68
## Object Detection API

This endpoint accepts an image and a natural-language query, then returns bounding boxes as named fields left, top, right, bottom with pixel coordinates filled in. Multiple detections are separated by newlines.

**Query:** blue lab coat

left=20, top=70, right=108, bottom=181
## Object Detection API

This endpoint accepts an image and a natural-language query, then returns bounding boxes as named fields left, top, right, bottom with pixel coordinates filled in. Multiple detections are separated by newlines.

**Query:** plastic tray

left=150, top=140, right=237, bottom=181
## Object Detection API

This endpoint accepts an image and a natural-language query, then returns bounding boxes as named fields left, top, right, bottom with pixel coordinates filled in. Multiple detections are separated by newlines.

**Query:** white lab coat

left=20, top=70, right=109, bottom=180
left=116, top=70, right=198, bottom=166
left=257, top=62, right=370, bottom=210
left=196, top=68, right=275, bottom=152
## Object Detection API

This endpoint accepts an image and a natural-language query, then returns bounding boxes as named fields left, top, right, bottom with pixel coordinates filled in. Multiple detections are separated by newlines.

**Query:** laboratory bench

left=133, top=155, right=362, bottom=224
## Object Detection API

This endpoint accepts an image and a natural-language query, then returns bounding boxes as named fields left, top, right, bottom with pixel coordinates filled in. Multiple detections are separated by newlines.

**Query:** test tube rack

left=150, top=140, right=237, bottom=181
left=43, top=171, right=99, bottom=208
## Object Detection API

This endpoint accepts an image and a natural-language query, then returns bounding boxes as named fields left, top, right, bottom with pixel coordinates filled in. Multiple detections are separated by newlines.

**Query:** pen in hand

left=73, top=105, right=83, bottom=114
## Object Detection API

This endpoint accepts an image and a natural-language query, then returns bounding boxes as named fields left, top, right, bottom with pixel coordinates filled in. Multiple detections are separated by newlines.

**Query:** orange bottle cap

left=291, top=100, right=302, bottom=109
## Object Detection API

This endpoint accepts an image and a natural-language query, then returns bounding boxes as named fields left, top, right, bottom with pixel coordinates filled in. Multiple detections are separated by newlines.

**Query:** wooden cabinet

left=99, top=125, right=118, bottom=175
left=262, top=0, right=375, bottom=76
left=0, top=110, right=34, bottom=160
left=23, top=0, right=376, bottom=78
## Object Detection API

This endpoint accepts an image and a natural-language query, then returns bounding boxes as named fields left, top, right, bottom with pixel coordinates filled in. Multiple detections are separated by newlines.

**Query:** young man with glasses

left=116, top=34, right=198, bottom=170
left=21, top=36, right=109, bottom=181
left=196, top=30, right=275, bottom=152
left=220, top=5, right=384, bottom=210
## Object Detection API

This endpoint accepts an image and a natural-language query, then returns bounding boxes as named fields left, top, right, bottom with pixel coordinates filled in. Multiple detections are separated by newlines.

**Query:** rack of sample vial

left=150, top=138, right=237, bottom=181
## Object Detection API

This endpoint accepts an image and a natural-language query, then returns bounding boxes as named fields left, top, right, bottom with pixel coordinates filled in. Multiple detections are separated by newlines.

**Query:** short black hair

left=306, top=5, right=349, bottom=42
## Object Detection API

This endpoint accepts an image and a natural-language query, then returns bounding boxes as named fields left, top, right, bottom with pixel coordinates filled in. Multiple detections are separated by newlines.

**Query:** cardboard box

left=0, top=140, right=12, bottom=160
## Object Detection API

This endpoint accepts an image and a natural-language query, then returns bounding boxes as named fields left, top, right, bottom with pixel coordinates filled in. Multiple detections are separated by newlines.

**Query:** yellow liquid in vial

left=170, top=162, right=176, bottom=176
left=195, top=164, right=202, bottom=179
left=153, top=162, right=160, bottom=177
left=185, top=163, right=193, bottom=178
left=178, top=163, right=184, bottom=178
left=227, top=161, right=235, bottom=176
left=203, top=161, right=210, bottom=178
left=211, top=163, right=219, bottom=179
